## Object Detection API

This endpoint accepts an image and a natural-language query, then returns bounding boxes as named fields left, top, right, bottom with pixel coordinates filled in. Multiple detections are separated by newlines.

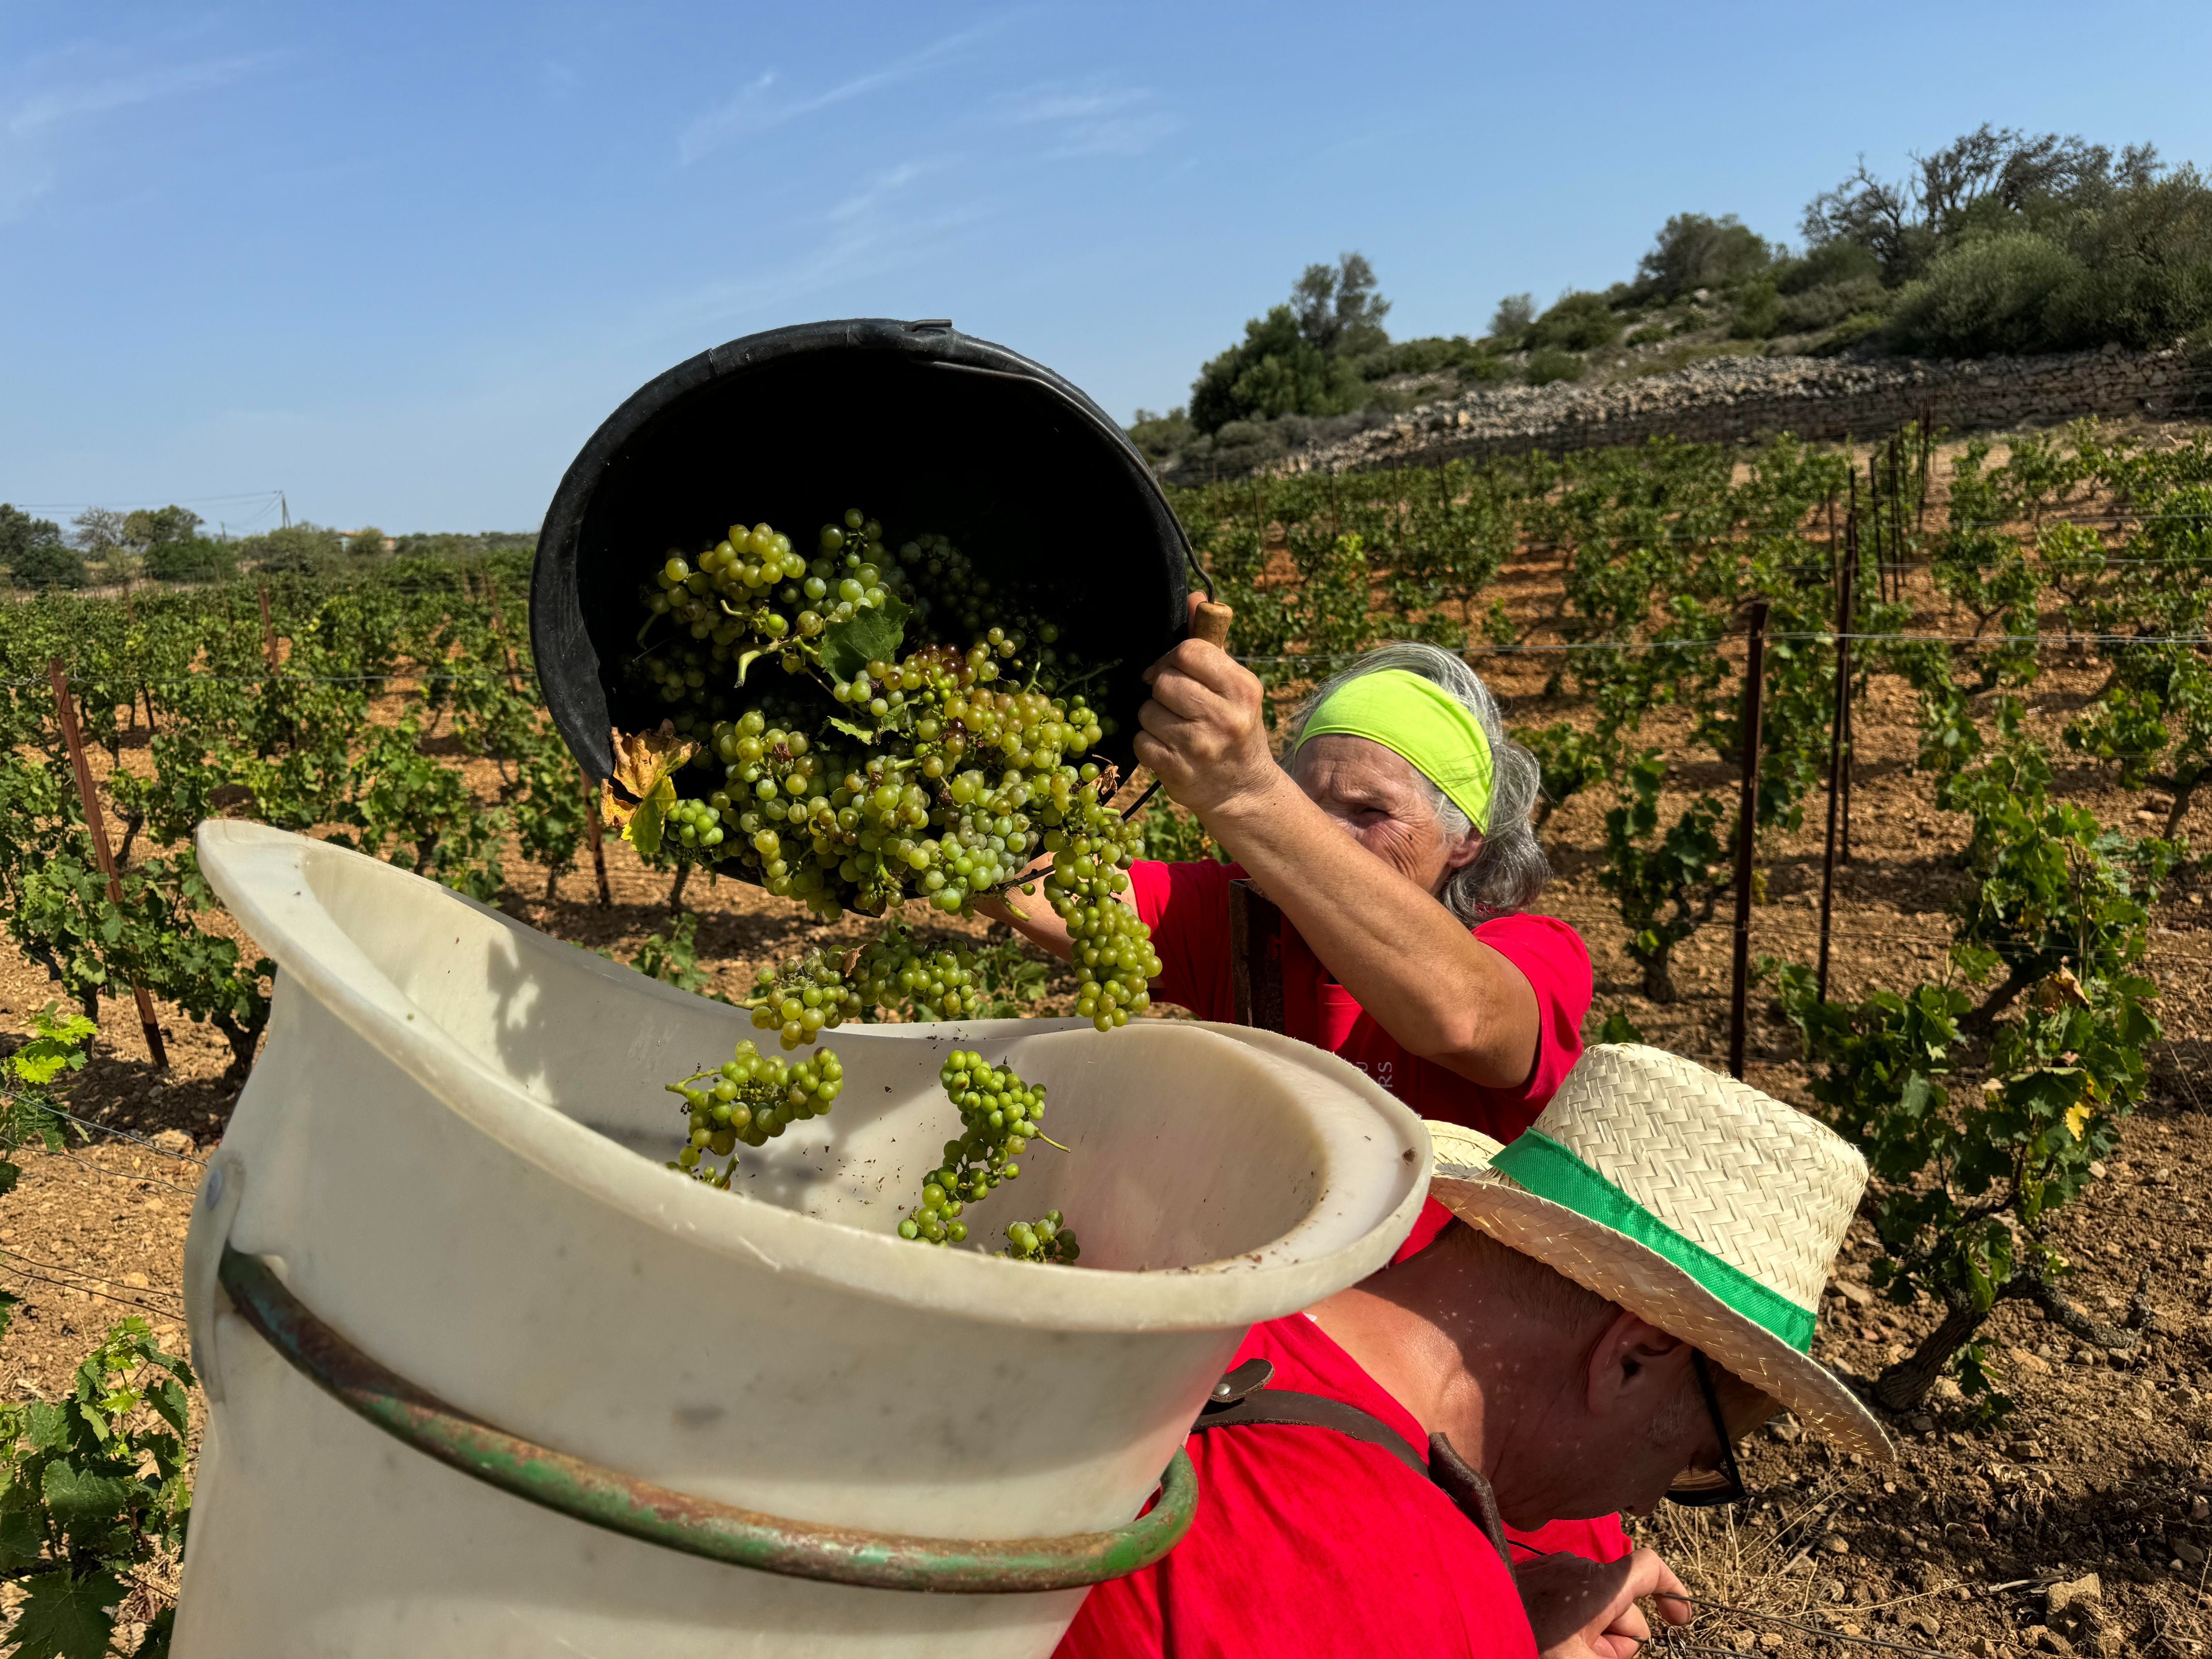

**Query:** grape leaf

left=599, top=723, right=697, bottom=861
left=826, top=717, right=878, bottom=744
left=817, top=591, right=910, bottom=684
left=146, top=1377, right=189, bottom=1440
left=23, top=1403, right=69, bottom=1455
left=0, top=1479, right=45, bottom=1571
left=6, top=1570, right=123, bottom=1659
left=40, top=1460, right=132, bottom=1526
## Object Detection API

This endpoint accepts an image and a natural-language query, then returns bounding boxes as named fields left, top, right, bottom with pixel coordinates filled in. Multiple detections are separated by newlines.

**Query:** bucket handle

left=216, top=1247, right=1197, bottom=1594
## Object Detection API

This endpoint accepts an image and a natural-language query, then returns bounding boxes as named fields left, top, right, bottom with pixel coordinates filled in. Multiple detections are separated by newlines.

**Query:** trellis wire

left=31, top=1148, right=202, bottom=1198
left=0, top=1260, right=184, bottom=1316
left=1, top=1248, right=182, bottom=1304
left=40, top=1109, right=207, bottom=1165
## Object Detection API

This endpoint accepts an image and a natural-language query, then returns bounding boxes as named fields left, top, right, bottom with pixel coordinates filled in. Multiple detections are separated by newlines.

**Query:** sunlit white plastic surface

left=176, top=822, right=1428, bottom=1657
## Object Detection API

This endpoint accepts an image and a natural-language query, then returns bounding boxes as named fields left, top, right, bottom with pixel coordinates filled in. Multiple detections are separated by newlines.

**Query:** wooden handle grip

left=1190, top=599, right=1233, bottom=648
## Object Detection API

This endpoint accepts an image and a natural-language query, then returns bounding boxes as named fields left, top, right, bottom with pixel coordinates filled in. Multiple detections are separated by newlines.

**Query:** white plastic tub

left=175, top=822, right=1427, bottom=1657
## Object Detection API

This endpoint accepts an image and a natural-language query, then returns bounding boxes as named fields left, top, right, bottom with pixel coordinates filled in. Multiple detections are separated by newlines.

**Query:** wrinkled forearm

left=1205, top=773, right=1540, bottom=1088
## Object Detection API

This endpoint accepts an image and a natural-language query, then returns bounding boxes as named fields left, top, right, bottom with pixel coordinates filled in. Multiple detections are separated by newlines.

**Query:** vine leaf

left=0, top=1481, right=42, bottom=1571
left=41, top=1461, right=131, bottom=1529
left=600, top=723, right=697, bottom=860
left=818, top=591, right=910, bottom=684
left=8, top=1569, right=123, bottom=1659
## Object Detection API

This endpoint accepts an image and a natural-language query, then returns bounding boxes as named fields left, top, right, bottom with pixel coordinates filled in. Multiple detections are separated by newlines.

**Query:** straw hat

left=1429, top=1044, right=1893, bottom=1462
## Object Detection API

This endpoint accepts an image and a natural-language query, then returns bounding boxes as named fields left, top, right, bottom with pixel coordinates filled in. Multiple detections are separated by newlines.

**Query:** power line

left=10, top=491, right=286, bottom=513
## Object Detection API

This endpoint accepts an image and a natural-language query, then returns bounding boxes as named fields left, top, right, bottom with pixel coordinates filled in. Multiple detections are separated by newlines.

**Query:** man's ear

left=1585, top=1308, right=1694, bottom=1419
left=1441, top=826, right=1485, bottom=875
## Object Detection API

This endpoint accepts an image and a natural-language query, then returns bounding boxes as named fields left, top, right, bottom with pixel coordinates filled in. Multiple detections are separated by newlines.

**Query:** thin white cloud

left=0, top=47, right=280, bottom=223
left=677, top=20, right=1006, bottom=165
left=998, top=81, right=1177, bottom=161
left=641, top=157, right=985, bottom=338
left=829, top=157, right=950, bottom=223
left=8, top=52, right=276, bottom=138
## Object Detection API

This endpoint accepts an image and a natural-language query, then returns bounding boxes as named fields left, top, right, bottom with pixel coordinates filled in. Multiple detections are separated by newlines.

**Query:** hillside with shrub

left=1137, top=125, right=2212, bottom=478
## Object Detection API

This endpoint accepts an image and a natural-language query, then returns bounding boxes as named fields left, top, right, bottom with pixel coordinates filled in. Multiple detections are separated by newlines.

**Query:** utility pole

left=280, top=491, right=290, bottom=530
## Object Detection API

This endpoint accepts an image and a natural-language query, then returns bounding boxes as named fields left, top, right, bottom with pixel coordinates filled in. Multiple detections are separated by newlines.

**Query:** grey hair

left=1284, top=641, right=1550, bottom=922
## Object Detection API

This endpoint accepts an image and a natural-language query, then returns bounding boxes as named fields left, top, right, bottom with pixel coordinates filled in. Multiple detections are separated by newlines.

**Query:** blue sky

left=7, top=2, right=2212, bottom=534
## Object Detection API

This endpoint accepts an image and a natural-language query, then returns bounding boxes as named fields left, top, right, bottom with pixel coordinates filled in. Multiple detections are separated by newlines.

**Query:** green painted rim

left=218, top=1247, right=1198, bottom=1594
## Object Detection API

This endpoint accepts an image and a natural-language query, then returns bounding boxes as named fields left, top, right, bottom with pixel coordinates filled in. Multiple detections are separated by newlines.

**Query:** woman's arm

left=971, top=888, right=1075, bottom=962
left=1131, top=628, right=1541, bottom=1090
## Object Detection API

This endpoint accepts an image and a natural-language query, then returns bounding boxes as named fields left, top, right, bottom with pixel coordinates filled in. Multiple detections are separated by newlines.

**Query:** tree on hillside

left=0, top=506, right=86, bottom=589
left=1633, top=213, right=1773, bottom=300
left=124, top=505, right=204, bottom=549
left=1188, top=254, right=1390, bottom=434
left=1127, top=409, right=1195, bottom=465
left=1490, top=293, right=1536, bottom=341
left=346, top=526, right=390, bottom=557
left=71, top=507, right=128, bottom=556
left=1291, top=253, right=1391, bottom=358
left=1526, top=291, right=1623, bottom=351
left=1802, top=125, right=2161, bottom=284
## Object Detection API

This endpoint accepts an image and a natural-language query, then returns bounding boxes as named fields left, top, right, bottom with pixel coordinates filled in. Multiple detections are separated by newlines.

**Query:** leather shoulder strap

left=1193, top=1364, right=1515, bottom=1578
left=1193, top=1387, right=1431, bottom=1481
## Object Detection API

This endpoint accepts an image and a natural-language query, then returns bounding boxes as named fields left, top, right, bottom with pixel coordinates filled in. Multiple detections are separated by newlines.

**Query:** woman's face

left=1290, top=735, right=1482, bottom=897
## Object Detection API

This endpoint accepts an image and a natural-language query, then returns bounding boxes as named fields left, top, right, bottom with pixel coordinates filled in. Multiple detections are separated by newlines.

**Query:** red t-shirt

left=1055, top=1313, right=1538, bottom=1659
left=1130, top=860, right=1592, bottom=1143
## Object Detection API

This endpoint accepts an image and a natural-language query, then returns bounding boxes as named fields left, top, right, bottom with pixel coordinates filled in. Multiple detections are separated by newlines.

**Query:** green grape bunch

left=625, top=503, right=1161, bottom=1034
left=853, top=923, right=982, bottom=1024
left=898, top=1050, right=1077, bottom=1263
left=1003, top=1210, right=1079, bottom=1265
left=666, top=1038, right=844, bottom=1188
left=745, top=947, right=865, bottom=1048
left=637, top=503, right=1145, bottom=1241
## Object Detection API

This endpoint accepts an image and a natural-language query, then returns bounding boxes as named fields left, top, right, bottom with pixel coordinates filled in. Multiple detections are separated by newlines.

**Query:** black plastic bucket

left=531, top=318, right=1198, bottom=784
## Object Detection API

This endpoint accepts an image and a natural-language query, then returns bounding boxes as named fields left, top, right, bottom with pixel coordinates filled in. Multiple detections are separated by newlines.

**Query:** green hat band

left=1294, top=669, right=1495, bottom=833
left=1489, top=1131, right=1817, bottom=1353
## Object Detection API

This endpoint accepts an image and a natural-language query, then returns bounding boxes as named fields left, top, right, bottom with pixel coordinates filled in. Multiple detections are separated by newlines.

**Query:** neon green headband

left=1294, top=668, right=1495, bottom=833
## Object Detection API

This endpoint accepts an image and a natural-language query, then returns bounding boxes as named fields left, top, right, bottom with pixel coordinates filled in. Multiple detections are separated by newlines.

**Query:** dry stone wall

left=1281, top=343, right=2209, bottom=475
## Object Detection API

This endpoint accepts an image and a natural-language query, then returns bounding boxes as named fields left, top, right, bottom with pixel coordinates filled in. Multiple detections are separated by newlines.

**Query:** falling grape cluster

left=637, top=503, right=1163, bottom=1252
left=628, top=504, right=1160, bottom=1035
left=745, top=947, right=864, bottom=1048
left=667, top=1039, right=845, bottom=1189
left=896, top=1050, right=1077, bottom=1264
left=853, top=924, right=981, bottom=1024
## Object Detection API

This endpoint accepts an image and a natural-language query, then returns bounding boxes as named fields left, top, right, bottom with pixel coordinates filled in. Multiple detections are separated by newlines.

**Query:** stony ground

left=5, top=434, right=2210, bottom=1655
